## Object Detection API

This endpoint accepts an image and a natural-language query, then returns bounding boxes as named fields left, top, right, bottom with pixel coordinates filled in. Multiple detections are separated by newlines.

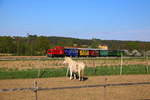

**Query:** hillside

left=0, top=35, right=150, bottom=56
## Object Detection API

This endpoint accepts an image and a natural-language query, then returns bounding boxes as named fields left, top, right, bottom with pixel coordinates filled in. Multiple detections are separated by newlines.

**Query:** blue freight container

left=64, top=48, right=78, bottom=57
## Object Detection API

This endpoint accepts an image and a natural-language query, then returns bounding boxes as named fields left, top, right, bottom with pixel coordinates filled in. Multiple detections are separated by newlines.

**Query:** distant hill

left=0, top=35, right=150, bottom=56
left=47, top=36, right=150, bottom=51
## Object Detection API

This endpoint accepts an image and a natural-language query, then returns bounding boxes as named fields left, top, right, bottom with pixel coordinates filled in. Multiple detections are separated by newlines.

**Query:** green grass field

left=0, top=65, right=149, bottom=79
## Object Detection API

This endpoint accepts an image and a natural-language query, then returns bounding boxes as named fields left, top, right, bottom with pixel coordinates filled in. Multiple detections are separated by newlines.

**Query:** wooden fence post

left=93, top=59, right=97, bottom=75
left=38, top=69, right=41, bottom=78
left=34, top=81, right=38, bottom=100
left=103, top=78, right=107, bottom=100
left=146, top=55, right=149, bottom=74
left=120, top=53, right=123, bottom=75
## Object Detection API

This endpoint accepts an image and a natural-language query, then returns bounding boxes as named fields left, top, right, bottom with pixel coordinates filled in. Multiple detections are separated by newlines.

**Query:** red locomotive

left=47, top=46, right=65, bottom=57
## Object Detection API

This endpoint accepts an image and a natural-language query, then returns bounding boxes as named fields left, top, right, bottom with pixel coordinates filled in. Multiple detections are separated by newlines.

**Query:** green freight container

left=99, top=50, right=108, bottom=57
left=116, top=50, right=122, bottom=56
left=118, top=50, right=124, bottom=56
left=108, top=50, right=116, bottom=56
left=108, top=50, right=123, bottom=57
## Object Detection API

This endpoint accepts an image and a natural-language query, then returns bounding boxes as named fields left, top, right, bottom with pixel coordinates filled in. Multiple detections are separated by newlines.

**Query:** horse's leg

left=66, top=67, right=69, bottom=77
left=81, top=70, right=84, bottom=81
left=74, top=73, right=76, bottom=79
left=78, top=71, right=81, bottom=81
left=70, top=70, right=73, bottom=80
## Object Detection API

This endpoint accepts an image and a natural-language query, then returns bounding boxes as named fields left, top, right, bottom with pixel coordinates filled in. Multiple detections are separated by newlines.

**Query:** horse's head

left=63, top=57, right=68, bottom=64
left=63, top=57, right=72, bottom=64
left=63, top=60, right=67, bottom=64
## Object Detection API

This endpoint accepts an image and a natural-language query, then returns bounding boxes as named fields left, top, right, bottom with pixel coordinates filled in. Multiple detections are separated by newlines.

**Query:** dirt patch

left=0, top=75, right=150, bottom=100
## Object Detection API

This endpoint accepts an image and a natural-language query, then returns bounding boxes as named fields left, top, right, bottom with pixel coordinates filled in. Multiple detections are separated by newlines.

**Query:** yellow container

left=79, top=49, right=89, bottom=56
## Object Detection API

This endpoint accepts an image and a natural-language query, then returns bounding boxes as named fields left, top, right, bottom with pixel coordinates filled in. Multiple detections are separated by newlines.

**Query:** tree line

left=0, top=35, right=150, bottom=56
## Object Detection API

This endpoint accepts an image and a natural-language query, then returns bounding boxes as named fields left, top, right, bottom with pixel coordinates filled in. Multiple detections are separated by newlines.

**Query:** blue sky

left=0, top=0, right=150, bottom=41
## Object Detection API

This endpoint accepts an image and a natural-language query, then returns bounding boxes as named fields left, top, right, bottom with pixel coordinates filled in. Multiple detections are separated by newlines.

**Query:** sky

left=0, top=0, right=150, bottom=41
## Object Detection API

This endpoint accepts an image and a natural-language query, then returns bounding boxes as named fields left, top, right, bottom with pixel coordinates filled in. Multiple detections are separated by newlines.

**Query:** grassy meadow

left=0, top=65, right=150, bottom=79
left=0, top=57, right=150, bottom=79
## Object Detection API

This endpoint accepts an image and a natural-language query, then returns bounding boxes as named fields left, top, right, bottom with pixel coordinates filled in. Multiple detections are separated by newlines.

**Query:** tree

left=0, top=36, right=15, bottom=54
left=90, top=38, right=100, bottom=48
left=35, top=36, right=51, bottom=55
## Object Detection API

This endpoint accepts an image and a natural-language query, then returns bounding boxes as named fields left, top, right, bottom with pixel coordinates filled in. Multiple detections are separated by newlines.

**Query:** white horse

left=63, top=57, right=85, bottom=81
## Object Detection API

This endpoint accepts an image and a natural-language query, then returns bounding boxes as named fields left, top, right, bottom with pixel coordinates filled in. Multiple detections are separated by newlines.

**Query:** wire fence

left=0, top=80, right=150, bottom=100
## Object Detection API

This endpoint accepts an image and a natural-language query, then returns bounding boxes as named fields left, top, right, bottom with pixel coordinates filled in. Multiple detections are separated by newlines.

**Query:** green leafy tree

left=35, top=36, right=51, bottom=55
left=0, top=36, right=15, bottom=53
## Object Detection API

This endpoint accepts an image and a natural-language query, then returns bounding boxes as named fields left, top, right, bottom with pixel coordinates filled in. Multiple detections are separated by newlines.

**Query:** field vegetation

left=0, top=65, right=149, bottom=79
left=0, top=57, right=149, bottom=79
left=0, top=57, right=149, bottom=69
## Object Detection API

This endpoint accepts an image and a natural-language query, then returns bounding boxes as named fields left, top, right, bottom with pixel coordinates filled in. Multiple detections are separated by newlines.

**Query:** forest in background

left=0, top=35, right=150, bottom=56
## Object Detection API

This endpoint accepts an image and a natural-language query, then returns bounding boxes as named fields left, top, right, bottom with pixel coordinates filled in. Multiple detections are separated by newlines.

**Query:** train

left=47, top=46, right=124, bottom=57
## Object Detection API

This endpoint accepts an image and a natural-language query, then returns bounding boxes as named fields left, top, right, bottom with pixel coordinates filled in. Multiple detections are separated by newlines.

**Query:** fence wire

left=0, top=81, right=150, bottom=92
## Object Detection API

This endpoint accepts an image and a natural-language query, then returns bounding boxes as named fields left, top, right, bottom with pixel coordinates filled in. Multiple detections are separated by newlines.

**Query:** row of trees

left=0, top=35, right=50, bottom=56
left=0, top=35, right=150, bottom=56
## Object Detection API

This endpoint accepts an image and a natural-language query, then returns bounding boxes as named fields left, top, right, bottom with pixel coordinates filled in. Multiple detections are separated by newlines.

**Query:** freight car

left=78, top=48, right=89, bottom=57
left=47, top=46, right=124, bottom=57
left=99, top=50, right=108, bottom=57
left=108, top=50, right=124, bottom=57
left=64, top=48, right=78, bottom=57
left=89, top=49, right=99, bottom=57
